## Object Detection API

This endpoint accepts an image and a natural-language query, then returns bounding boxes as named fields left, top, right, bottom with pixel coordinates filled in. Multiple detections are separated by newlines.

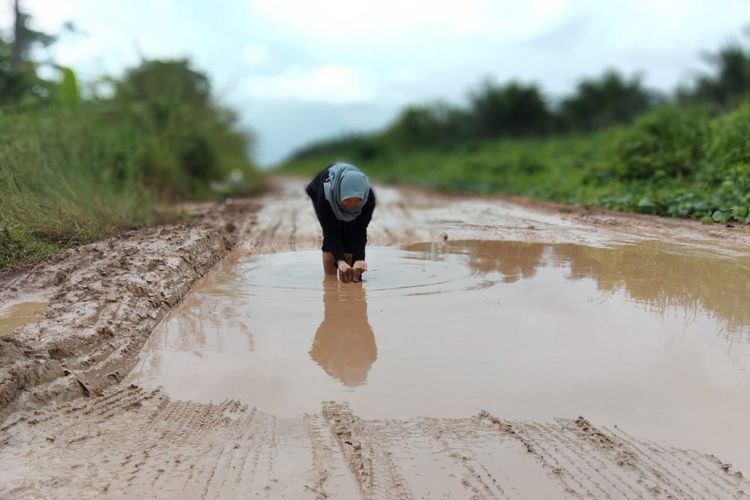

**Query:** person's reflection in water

left=309, top=277, right=377, bottom=387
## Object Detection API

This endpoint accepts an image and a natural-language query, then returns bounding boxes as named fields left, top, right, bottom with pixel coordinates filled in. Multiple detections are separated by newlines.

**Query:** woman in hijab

left=305, top=162, right=375, bottom=283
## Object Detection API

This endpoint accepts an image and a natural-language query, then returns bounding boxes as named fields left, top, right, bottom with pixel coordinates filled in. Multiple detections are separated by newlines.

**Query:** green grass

left=0, top=55, right=266, bottom=270
left=0, top=106, right=262, bottom=269
left=1, top=108, right=160, bottom=267
left=281, top=103, right=750, bottom=225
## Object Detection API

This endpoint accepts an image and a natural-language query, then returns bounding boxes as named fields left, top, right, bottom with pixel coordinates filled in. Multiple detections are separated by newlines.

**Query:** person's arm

left=352, top=189, right=376, bottom=262
left=307, top=167, right=348, bottom=264
left=305, top=166, right=330, bottom=198
left=312, top=190, right=347, bottom=264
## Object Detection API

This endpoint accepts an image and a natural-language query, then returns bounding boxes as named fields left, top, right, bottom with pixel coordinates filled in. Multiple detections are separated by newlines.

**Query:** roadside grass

left=281, top=103, right=750, bottom=225
left=1, top=109, right=158, bottom=267
left=0, top=106, right=262, bottom=269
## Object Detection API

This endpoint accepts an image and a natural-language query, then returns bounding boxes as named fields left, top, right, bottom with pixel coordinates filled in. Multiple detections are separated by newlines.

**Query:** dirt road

left=1, top=178, right=749, bottom=498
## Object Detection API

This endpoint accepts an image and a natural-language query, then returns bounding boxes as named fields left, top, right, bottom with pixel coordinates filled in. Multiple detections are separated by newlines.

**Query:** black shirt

left=305, top=166, right=376, bottom=263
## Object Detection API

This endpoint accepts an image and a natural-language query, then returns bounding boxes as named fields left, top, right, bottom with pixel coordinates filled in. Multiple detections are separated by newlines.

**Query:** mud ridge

left=0, top=200, right=259, bottom=415
left=322, top=402, right=414, bottom=499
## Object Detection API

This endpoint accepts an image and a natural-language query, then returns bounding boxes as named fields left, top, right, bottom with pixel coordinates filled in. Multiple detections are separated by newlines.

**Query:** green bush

left=0, top=108, right=161, bottom=262
left=468, top=80, right=551, bottom=137
left=111, top=59, right=260, bottom=199
left=615, top=106, right=709, bottom=181
left=384, top=102, right=470, bottom=149
left=0, top=59, right=262, bottom=269
left=281, top=103, right=750, bottom=225
left=704, top=102, right=750, bottom=179
left=2, top=7, right=260, bottom=269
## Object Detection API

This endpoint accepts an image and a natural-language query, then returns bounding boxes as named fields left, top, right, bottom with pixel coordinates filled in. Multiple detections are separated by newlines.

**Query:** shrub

left=615, top=106, right=709, bottom=181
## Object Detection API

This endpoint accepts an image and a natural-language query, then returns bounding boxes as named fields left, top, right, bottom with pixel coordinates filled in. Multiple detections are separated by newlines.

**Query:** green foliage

left=0, top=42, right=50, bottom=106
left=559, top=70, right=657, bottom=131
left=706, top=102, right=750, bottom=168
left=284, top=130, right=617, bottom=201
left=108, top=59, right=259, bottom=198
left=468, top=79, right=550, bottom=137
left=0, top=226, right=58, bottom=269
left=614, top=106, right=709, bottom=181
left=0, top=1, right=56, bottom=106
left=287, top=74, right=656, bottom=162
left=282, top=102, right=750, bottom=226
left=385, top=102, right=471, bottom=148
left=0, top=107, right=161, bottom=265
left=1, top=57, right=261, bottom=268
left=681, top=44, right=750, bottom=108
left=54, top=66, right=80, bottom=109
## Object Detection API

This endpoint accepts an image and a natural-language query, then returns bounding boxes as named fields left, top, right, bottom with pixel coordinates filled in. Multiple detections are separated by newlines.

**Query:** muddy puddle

left=0, top=298, right=48, bottom=336
left=129, top=240, right=750, bottom=472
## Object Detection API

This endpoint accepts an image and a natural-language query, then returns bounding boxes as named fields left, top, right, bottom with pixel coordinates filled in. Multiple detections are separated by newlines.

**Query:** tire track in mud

left=305, top=413, right=362, bottom=498
left=1, top=382, right=748, bottom=498
left=321, top=402, right=415, bottom=499
left=319, top=402, right=750, bottom=499
left=476, top=412, right=748, bottom=499
left=0, top=386, right=315, bottom=499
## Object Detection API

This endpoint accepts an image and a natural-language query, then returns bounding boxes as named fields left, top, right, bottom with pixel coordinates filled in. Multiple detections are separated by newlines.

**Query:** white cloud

left=244, top=64, right=375, bottom=103
left=0, top=6, right=11, bottom=32
left=21, top=0, right=87, bottom=31
left=247, top=0, right=570, bottom=44
left=242, top=43, right=269, bottom=66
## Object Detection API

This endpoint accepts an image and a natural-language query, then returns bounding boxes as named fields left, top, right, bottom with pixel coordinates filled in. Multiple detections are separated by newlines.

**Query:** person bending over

left=305, top=162, right=375, bottom=283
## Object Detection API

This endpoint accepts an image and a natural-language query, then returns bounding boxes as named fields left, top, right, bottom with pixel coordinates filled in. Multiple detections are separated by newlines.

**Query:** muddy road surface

left=1, top=178, right=749, bottom=499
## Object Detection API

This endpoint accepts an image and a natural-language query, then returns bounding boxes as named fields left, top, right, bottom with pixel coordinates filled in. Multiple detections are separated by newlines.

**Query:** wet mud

left=0, top=298, right=48, bottom=336
left=129, top=240, right=750, bottom=476
left=0, top=386, right=747, bottom=499
left=0, top=199, right=260, bottom=411
left=2, top=178, right=750, bottom=498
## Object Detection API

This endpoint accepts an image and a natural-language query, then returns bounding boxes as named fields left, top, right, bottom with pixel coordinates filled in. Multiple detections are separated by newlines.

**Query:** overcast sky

left=2, top=0, right=748, bottom=166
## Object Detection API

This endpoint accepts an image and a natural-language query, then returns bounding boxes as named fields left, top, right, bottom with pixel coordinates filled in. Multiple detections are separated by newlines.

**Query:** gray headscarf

left=323, top=163, right=370, bottom=222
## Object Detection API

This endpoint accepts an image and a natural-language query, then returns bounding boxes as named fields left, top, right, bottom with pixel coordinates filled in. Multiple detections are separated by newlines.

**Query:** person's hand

left=352, top=260, right=367, bottom=272
left=337, top=260, right=353, bottom=283
left=351, top=260, right=367, bottom=282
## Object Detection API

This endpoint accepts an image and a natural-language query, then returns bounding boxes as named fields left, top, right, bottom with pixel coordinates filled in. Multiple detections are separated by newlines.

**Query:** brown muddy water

left=0, top=299, right=48, bottom=336
left=129, top=240, right=750, bottom=472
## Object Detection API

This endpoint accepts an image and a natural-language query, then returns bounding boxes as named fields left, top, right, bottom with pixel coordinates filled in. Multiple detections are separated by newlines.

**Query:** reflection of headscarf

left=323, top=163, right=370, bottom=221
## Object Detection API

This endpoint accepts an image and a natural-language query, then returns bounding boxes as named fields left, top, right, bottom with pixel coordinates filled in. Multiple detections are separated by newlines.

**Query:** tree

left=468, top=79, right=551, bottom=138
left=681, top=44, right=750, bottom=108
left=115, top=59, right=212, bottom=129
left=114, top=58, right=252, bottom=184
left=558, top=70, right=655, bottom=132
left=0, top=0, right=57, bottom=105
left=385, top=101, right=470, bottom=148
